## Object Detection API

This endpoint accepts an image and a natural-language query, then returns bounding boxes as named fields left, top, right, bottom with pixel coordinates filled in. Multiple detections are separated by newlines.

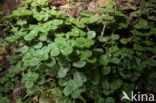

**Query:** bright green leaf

left=87, top=31, right=96, bottom=39
left=51, top=47, right=60, bottom=56
left=73, top=60, right=86, bottom=68
left=34, top=42, right=43, bottom=49
left=19, top=45, right=29, bottom=53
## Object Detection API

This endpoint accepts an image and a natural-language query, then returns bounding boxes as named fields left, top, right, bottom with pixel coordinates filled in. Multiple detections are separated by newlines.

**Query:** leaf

left=87, top=31, right=96, bottom=39
left=57, top=55, right=68, bottom=66
left=61, top=46, right=73, bottom=55
left=91, top=71, right=100, bottom=85
left=73, top=72, right=87, bottom=88
left=30, top=57, right=40, bottom=66
left=68, top=17, right=76, bottom=23
left=33, top=49, right=43, bottom=57
left=58, top=78, right=69, bottom=87
left=102, top=15, right=114, bottom=21
left=17, top=20, right=27, bottom=25
left=110, top=79, right=123, bottom=90
left=22, top=70, right=39, bottom=82
left=111, top=34, right=119, bottom=40
left=75, top=37, right=94, bottom=48
left=108, top=46, right=119, bottom=53
left=102, top=66, right=111, bottom=75
left=55, top=38, right=66, bottom=48
left=134, top=44, right=144, bottom=51
left=98, top=97, right=105, bottom=103
left=102, top=80, right=109, bottom=90
left=56, top=97, right=72, bottom=103
left=22, top=0, right=31, bottom=4
left=146, top=59, right=156, bottom=67
left=38, top=77, right=46, bottom=85
left=51, top=47, right=60, bottom=56
left=120, top=39, right=128, bottom=44
left=34, top=42, right=43, bottom=49
left=25, top=81, right=34, bottom=88
left=45, top=57, right=56, bottom=67
left=98, top=36, right=109, bottom=42
left=80, top=31, right=86, bottom=36
left=87, top=57, right=97, bottom=63
left=39, top=35, right=47, bottom=41
left=19, top=45, right=29, bottom=53
left=110, top=82, right=118, bottom=90
left=24, top=30, right=38, bottom=41
left=8, top=55, right=20, bottom=64
left=71, top=27, right=80, bottom=37
left=0, top=11, right=4, bottom=15
left=85, top=39, right=94, bottom=48
left=111, top=57, right=120, bottom=64
left=42, top=46, right=51, bottom=53
left=150, top=27, right=156, bottom=35
left=32, top=0, right=46, bottom=6
left=88, top=16, right=99, bottom=23
left=99, top=54, right=109, bottom=66
left=41, top=53, right=49, bottom=61
left=52, top=88, right=62, bottom=96
left=73, top=60, right=86, bottom=68
left=75, top=21, right=85, bottom=28
left=75, top=37, right=86, bottom=48
left=80, top=50, right=92, bottom=60
left=12, top=7, right=32, bottom=16
left=134, top=19, right=150, bottom=29
left=52, top=19, right=63, bottom=26
left=58, top=67, right=69, bottom=78
left=63, top=80, right=78, bottom=96
left=71, top=88, right=85, bottom=99
left=0, top=97, right=10, bottom=103
left=14, top=61, right=22, bottom=73
left=119, top=23, right=128, bottom=29
left=146, top=47, right=156, bottom=54
left=105, top=97, right=115, bottom=103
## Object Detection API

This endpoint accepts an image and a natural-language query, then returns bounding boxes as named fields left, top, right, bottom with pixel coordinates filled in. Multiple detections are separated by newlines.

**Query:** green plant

left=0, top=0, right=156, bottom=103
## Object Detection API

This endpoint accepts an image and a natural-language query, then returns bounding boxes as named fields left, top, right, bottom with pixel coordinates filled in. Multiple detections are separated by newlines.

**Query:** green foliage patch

left=0, top=0, right=156, bottom=103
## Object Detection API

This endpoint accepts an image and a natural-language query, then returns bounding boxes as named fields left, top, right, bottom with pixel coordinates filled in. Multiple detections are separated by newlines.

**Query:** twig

left=101, top=24, right=106, bottom=36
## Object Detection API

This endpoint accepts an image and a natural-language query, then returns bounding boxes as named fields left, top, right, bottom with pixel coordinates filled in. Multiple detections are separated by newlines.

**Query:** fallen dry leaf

left=39, top=98, right=50, bottom=103
left=47, top=0, right=67, bottom=6
left=97, top=0, right=112, bottom=6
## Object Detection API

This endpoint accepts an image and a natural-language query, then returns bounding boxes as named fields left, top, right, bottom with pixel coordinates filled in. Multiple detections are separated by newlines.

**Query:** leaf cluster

left=0, top=0, right=156, bottom=103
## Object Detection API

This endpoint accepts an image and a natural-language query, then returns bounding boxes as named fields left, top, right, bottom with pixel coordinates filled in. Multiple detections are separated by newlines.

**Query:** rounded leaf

left=73, top=60, right=86, bottom=68
left=99, top=54, right=109, bottom=66
left=58, top=67, right=69, bottom=78
left=105, top=97, right=115, bottom=103
left=25, top=81, right=34, bottom=88
left=87, top=31, right=96, bottom=39
left=61, top=46, right=73, bottom=55
left=34, top=42, right=43, bottom=49
left=51, top=47, right=60, bottom=56
left=30, top=57, right=40, bottom=66
left=56, top=97, right=71, bottom=103
left=111, top=34, right=119, bottom=40
left=19, top=45, right=29, bottom=53
left=120, top=39, right=128, bottom=44
left=102, top=66, right=111, bottom=75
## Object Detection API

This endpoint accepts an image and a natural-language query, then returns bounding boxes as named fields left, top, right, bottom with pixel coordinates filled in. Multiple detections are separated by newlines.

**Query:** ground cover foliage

left=0, top=0, right=156, bottom=103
